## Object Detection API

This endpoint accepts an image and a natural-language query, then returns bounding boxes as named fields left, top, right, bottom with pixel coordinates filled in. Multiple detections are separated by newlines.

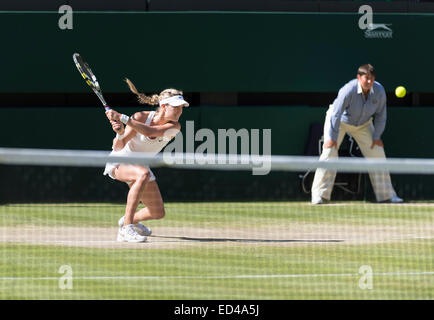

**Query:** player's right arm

left=111, top=121, right=135, bottom=151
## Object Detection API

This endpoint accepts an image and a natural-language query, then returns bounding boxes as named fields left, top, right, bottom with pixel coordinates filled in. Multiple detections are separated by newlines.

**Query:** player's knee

left=136, top=168, right=151, bottom=183
left=130, top=169, right=151, bottom=193
left=152, top=207, right=165, bottom=220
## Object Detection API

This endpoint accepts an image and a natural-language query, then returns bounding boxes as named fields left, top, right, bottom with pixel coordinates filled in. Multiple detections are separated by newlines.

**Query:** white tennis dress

left=103, top=111, right=171, bottom=182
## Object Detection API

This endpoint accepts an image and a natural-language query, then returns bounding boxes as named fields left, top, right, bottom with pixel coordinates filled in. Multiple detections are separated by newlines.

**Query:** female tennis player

left=104, top=79, right=189, bottom=242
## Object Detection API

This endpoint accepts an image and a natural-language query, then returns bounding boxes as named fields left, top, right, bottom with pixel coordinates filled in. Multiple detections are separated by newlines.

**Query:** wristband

left=119, top=114, right=130, bottom=125
left=116, top=132, right=125, bottom=140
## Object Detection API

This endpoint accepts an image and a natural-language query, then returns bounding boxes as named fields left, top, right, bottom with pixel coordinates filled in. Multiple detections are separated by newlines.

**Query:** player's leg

left=349, top=121, right=399, bottom=202
left=311, top=106, right=346, bottom=203
left=133, top=181, right=165, bottom=222
left=116, top=169, right=163, bottom=236
left=112, top=164, right=152, bottom=225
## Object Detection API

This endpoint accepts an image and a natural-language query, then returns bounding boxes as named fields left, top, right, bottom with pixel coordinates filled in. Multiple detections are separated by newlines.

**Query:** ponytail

left=125, top=78, right=160, bottom=105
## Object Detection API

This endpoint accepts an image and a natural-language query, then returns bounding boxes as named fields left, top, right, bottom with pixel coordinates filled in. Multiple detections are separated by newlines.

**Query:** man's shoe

left=390, top=195, right=404, bottom=203
left=380, top=196, right=404, bottom=204
left=312, top=197, right=327, bottom=205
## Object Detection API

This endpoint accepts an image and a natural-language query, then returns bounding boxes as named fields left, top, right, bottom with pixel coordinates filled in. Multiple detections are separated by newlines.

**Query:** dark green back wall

left=1, top=106, right=432, bottom=158
left=0, top=106, right=434, bottom=202
left=0, top=11, right=434, bottom=93
left=1, top=105, right=433, bottom=202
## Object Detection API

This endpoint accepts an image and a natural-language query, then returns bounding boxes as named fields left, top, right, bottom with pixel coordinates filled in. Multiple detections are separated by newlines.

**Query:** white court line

left=1, top=271, right=433, bottom=281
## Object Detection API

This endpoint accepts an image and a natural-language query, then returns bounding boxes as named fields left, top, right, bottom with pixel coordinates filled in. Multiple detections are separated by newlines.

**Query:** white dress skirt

left=103, top=111, right=171, bottom=184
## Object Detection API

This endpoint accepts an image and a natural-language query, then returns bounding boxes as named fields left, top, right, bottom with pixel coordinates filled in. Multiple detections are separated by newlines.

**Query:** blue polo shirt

left=329, top=79, right=387, bottom=141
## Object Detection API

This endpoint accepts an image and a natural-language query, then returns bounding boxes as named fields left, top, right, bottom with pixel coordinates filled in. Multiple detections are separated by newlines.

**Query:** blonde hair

left=125, top=78, right=183, bottom=106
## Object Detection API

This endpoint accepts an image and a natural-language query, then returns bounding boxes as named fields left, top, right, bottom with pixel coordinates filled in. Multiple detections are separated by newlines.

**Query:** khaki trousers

left=311, top=105, right=397, bottom=202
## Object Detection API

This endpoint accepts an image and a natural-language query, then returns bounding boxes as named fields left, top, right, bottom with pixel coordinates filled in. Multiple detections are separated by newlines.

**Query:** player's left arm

left=106, top=109, right=180, bottom=138
left=130, top=120, right=180, bottom=138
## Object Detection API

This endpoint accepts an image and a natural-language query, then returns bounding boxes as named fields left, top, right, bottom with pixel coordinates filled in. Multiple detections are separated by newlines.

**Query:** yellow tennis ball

left=395, top=86, right=406, bottom=98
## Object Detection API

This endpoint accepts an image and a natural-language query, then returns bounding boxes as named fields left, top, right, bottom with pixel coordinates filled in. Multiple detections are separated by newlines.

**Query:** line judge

left=311, top=64, right=403, bottom=204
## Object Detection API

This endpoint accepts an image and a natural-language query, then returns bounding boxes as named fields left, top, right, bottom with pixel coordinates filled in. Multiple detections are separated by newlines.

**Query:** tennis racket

left=72, top=53, right=110, bottom=111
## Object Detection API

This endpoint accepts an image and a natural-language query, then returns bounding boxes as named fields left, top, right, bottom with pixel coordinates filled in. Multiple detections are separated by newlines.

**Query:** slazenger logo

left=358, top=5, right=393, bottom=39
left=365, top=23, right=393, bottom=38
left=368, top=23, right=392, bottom=32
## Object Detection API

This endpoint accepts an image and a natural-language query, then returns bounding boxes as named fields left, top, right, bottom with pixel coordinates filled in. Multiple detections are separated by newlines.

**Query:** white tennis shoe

left=117, top=224, right=147, bottom=243
left=118, top=216, right=152, bottom=236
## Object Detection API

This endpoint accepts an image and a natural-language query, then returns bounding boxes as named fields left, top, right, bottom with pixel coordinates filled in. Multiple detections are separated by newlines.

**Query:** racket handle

left=104, top=106, right=111, bottom=111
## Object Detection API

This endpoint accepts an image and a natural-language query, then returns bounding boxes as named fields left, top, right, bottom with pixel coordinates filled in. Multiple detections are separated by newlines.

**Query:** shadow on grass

left=152, top=235, right=343, bottom=243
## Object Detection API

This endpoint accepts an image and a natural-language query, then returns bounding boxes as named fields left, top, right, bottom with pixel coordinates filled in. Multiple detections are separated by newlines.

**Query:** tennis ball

left=395, top=86, right=406, bottom=98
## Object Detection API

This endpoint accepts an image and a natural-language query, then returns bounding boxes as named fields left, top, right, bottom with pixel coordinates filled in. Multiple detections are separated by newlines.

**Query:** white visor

left=159, top=95, right=189, bottom=107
